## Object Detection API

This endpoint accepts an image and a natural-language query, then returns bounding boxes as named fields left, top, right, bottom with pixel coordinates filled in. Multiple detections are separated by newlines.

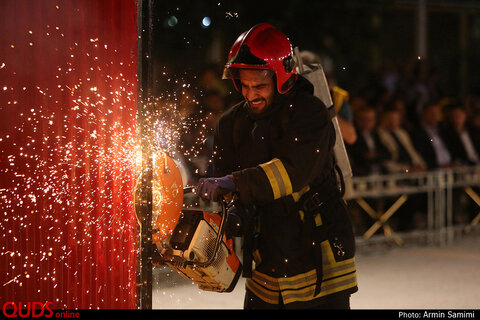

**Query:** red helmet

left=222, top=23, right=297, bottom=94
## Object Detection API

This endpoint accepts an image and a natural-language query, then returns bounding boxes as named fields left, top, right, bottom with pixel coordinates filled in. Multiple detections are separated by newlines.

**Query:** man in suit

left=442, top=104, right=480, bottom=224
left=412, top=102, right=451, bottom=170
left=377, top=107, right=427, bottom=174
left=347, top=106, right=389, bottom=176
left=443, top=104, right=480, bottom=166
left=377, top=107, right=427, bottom=230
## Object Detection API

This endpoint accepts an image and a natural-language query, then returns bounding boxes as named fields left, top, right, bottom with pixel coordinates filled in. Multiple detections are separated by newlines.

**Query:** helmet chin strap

left=280, top=74, right=298, bottom=93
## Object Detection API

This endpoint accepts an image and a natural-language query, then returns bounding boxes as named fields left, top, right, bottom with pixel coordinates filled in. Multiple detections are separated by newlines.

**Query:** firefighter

left=196, top=23, right=358, bottom=309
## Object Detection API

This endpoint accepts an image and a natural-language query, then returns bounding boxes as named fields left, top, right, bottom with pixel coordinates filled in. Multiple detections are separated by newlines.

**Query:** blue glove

left=196, top=175, right=235, bottom=201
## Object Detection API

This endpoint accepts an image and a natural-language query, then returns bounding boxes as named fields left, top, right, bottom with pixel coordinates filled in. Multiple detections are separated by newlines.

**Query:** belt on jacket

left=296, top=173, right=342, bottom=296
left=298, top=175, right=341, bottom=214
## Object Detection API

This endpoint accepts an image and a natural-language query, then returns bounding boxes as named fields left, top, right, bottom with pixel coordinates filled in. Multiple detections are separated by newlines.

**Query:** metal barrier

left=345, top=166, right=480, bottom=246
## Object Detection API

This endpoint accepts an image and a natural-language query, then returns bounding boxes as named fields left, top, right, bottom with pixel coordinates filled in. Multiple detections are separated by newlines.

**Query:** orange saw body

left=151, top=152, right=183, bottom=243
left=149, top=153, right=242, bottom=293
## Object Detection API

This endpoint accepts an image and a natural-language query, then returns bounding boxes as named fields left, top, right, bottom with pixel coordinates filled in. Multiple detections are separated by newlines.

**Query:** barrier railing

left=345, top=166, right=480, bottom=246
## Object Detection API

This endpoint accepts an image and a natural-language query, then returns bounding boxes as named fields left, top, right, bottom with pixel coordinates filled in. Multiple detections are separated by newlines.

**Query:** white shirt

left=459, top=129, right=480, bottom=164
left=424, top=125, right=451, bottom=166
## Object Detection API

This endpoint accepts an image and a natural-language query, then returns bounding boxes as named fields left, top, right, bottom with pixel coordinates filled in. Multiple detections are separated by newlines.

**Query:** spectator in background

left=202, top=90, right=227, bottom=177
left=199, top=64, right=229, bottom=98
left=442, top=103, right=480, bottom=225
left=389, top=96, right=414, bottom=132
left=349, top=94, right=368, bottom=114
left=347, top=106, right=389, bottom=176
left=331, top=85, right=357, bottom=145
left=377, top=107, right=429, bottom=231
left=412, top=102, right=451, bottom=170
left=442, top=104, right=480, bottom=166
left=404, top=59, right=434, bottom=127
left=469, top=106, right=480, bottom=150
left=299, top=50, right=357, bottom=145
left=377, top=107, right=427, bottom=173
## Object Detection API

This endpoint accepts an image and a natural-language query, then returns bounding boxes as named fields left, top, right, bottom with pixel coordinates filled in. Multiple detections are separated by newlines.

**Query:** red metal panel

left=0, top=0, right=138, bottom=309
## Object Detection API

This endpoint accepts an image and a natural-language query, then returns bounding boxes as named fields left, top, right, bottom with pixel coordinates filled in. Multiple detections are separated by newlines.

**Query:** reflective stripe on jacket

left=246, top=239, right=357, bottom=305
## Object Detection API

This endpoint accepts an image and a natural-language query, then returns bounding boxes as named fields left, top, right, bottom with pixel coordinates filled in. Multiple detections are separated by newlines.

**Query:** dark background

left=150, top=0, right=480, bottom=102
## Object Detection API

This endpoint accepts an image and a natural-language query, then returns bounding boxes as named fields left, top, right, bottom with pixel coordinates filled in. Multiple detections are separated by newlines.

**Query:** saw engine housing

left=159, top=208, right=242, bottom=293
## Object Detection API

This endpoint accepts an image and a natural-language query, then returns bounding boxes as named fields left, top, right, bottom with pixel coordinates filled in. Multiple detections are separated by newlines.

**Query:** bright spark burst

left=0, top=21, right=138, bottom=307
left=1, top=13, right=215, bottom=306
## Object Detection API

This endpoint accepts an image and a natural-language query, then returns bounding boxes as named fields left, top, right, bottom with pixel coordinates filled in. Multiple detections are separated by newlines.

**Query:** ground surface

left=152, top=234, right=480, bottom=309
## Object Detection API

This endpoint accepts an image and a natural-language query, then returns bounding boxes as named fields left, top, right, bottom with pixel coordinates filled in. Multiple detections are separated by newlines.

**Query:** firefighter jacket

left=212, top=76, right=358, bottom=308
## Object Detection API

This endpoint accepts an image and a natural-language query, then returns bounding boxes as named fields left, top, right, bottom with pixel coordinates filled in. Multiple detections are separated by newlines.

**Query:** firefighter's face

left=239, top=69, right=275, bottom=114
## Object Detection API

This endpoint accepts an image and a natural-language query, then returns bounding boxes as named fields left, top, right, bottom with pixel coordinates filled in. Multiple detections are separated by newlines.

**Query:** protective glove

left=196, top=175, right=235, bottom=201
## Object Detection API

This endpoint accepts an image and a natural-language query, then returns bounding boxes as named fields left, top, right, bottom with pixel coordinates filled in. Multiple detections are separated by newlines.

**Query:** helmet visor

left=222, top=44, right=273, bottom=79
left=222, top=67, right=274, bottom=81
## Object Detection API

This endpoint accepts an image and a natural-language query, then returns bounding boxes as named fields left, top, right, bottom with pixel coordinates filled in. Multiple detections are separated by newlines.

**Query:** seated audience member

left=442, top=104, right=480, bottom=224
left=412, top=102, right=451, bottom=170
left=377, top=107, right=427, bottom=173
left=470, top=108, right=480, bottom=151
left=443, top=104, right=480, bottom=166
left=298, top=50, right=357, bottom=145
left=377, top=108, right=429, bottom=231
left=331, top=85, right=357, bottom=145
left=347, top=106, right=389, bottom=176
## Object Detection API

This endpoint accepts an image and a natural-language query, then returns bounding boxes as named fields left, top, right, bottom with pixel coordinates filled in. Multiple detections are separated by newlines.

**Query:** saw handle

left=183, top=187, right=229, bottom=268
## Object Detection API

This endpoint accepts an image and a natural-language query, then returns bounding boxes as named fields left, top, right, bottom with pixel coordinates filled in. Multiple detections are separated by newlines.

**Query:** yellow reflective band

left=320, top=239, right=357, bottom=279
left=273, top=158, right=292, bottom=195
left=278, top=269, right=317, bottom=290
left=251, top=270, right=280, bottom=291
left=321, top=239, right=337, bottom=265
left=298, top=210, right=305, bottom=222
left=281, top=272, right=358, bottom=304
left=260, top=162, right=281, bottom=199
left=281, top=285, right=315, bottom=304
left=299, top=211, right=322, bottom=225
left=332, top=86, right=349, bottom=112
left=315, top=272, right=358, bottom=299
left=323, top=256, right=356, bottom=271
left=292, top=185, right=310, bottom=202
left=246, top=278, right=280, bottom=305
left=323, top=260, right=356, bottom=280
left=259, top=158, right=293, bottom=200
left=249, top=267, right=357, bottom=306
left=253, top=249, right=262, bottom=266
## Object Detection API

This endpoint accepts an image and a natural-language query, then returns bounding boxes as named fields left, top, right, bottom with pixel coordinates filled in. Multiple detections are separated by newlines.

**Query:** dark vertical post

left=416, top=0, right=427, bottom=59
left=136, top=0, right=154, bottom=310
